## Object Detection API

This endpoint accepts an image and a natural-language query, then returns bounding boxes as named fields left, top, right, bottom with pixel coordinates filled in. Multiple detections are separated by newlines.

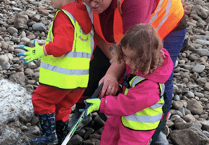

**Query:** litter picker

left=61, top=83, right=104, bottom=145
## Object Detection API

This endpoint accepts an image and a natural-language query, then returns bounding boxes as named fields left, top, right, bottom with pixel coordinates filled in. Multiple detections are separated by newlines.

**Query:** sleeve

left=121, top=0, right=157, bottom=33
left=99, top=80, right=160, bottom=116
left=45, top=11, right=74, bottom=57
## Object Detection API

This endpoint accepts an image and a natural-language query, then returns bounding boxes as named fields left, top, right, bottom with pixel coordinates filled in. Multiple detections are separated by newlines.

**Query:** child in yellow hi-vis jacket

left=18, top=0, right=96, bottom=144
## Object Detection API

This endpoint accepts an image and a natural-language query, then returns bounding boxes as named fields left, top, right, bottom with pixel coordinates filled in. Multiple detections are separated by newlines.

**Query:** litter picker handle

left=61, top=83, right=104, bottom=145
left=85, top=83, right=103, bottom=109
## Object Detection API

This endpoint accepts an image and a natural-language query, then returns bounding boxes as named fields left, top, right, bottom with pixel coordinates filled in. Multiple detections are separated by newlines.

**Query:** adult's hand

left=99, top=73, right=119, bottom=97
left=96, top=34, right=126, bottom=97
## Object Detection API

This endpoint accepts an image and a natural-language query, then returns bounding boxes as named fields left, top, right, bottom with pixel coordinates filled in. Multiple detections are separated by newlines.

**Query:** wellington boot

left=30, top=113, right=58, bottom=145
left=56, top=121, right=69, bottom=145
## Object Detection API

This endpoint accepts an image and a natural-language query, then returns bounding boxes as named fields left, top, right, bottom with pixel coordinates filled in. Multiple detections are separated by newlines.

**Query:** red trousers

left=32, top=84, right=85, bottom=122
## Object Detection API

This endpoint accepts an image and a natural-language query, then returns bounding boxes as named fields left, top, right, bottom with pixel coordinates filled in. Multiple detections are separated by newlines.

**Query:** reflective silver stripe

left=150, top=102, right=164, bottom=109
left=156, top=0, right=172, bottom=31
left=83, top=3, right=94, bottom=24
left=41, top=62, right=89, bottom=75
left=90, top=29, right=94, bottom=53
left=150, top=84, right=165, bottom=109
left=48, top=21, right=53, bottom=30
left=62, top=9, right=76, bottom=25
left=78, top=3, right=94, bottom=52
left=150, top=0, right=163, bottom=24
left=65, top=51, right=92, bottom=58
left=131, top=76, right=145, bottom=87
left=150, top=0, right=172, bottom=31
left=48, top=24, right=53, bottom=42
left=49, top=32, right=52, bottom=42
left=124, top=113, right=163, bottom=123
left=160, top=84, right=165, bottom=96
left=118, top=0, right=122, bottom=14
left=48, top=10, right=76, bottom=42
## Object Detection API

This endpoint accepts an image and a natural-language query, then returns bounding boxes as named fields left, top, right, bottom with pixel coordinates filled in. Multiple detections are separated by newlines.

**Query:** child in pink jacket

left=84, top=23, right=173, bottom=145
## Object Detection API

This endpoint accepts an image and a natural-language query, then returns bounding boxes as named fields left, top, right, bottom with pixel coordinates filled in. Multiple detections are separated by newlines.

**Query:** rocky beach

left=1, top=0, right=209, bottom=144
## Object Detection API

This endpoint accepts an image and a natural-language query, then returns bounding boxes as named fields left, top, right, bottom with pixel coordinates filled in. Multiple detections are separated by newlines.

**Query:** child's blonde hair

left=114, top=23, right=164, bottom=75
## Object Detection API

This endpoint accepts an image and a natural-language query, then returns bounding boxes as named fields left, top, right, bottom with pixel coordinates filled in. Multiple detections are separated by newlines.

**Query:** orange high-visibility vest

left=92, top=0, right=184, bottom=44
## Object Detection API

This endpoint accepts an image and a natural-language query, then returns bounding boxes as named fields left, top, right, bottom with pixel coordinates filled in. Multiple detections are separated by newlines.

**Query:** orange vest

left=92, top=0, right=184, bottom=44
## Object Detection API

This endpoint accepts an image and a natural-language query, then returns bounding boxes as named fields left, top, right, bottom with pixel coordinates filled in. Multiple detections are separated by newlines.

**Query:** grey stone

left=195, top=49, right=209, bottom=56
left=25, top=9, right=37, bottom=18
left=205, top=82, right=209, bottom=91
left=84, top=128, right=94, bottom=139
left=203, top=131, right=209, bottom=138
left=20, top=37, right=30, bottom=43
left=187, top=99, right=203, bottom=115
left=32, top=23, right=46, bottom=31
left=183, top=114, right=196, bottom=123
left=6, top=27, right=18, bottom=35
left=8, top=72, right=25, bottom=86
left=69, top=134, right=83, bottom=145
left=187, top=91, right=195, bottom=98
left=173, top=101, right=184, bottom=110
left=192, top=64, right=205, bottom=73
left=1, top=62, right=10, bottom=70
left=195, top=5, right=208, bottom=19
left=14, top=13, right=28, bottom=29
left=1, top=41, right=9, bottom=49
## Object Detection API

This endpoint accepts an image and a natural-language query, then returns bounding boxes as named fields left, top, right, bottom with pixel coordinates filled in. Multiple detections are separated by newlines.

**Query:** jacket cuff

left=44, top=44, right=51, bottom=55
left=99, top=98, right=106, bottom=114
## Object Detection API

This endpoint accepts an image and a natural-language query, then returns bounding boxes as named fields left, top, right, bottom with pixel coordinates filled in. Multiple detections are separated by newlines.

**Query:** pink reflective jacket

left=100, top=48, right=173, bottom=116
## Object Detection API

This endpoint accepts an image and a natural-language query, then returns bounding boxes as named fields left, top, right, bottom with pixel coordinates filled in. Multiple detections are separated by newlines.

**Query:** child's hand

left=18, top=40, right=45, bottom=63
left=84, top=98, right=101, bottom=117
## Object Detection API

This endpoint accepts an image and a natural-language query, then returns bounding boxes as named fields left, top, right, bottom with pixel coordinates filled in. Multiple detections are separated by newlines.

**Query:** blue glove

left=18, top=40, right=45, bottom=63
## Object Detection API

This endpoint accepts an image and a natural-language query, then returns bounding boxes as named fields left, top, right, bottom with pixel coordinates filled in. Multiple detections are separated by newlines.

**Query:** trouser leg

left=163, top=28, right=186, bottom=110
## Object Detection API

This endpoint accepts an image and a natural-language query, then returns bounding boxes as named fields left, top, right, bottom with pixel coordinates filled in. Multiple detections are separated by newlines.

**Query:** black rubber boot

left=56, top=121, right=69, bottom=145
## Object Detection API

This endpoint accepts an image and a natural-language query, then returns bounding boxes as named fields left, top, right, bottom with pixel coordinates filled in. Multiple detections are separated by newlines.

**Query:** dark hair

left=114, top=23, right=164, bottom=75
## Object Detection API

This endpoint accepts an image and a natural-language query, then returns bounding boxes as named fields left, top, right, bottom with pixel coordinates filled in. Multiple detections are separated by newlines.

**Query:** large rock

left=8, top=72, right=26, bottom=86
left=14, top=13, right=28, bottom=29
left=169, top=128, right=209, bottom=145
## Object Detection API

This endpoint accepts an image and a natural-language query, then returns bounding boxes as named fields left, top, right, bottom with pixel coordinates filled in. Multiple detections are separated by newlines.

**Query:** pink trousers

left=100, top=116, right=156, bottom=145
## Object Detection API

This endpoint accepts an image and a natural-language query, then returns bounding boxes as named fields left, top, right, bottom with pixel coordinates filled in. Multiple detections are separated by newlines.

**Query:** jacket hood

left=61, top=2, right=92, bottom=34
left=126, top=48, right=173, bottom=84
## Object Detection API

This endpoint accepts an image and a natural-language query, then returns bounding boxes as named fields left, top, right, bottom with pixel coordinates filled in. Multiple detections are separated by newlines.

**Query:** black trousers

left=83, top=46, right=110, bottom=97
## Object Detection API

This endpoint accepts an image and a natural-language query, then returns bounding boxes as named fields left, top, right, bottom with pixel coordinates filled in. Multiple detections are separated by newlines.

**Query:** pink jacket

left=100, top=48, right=173, bottom=116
